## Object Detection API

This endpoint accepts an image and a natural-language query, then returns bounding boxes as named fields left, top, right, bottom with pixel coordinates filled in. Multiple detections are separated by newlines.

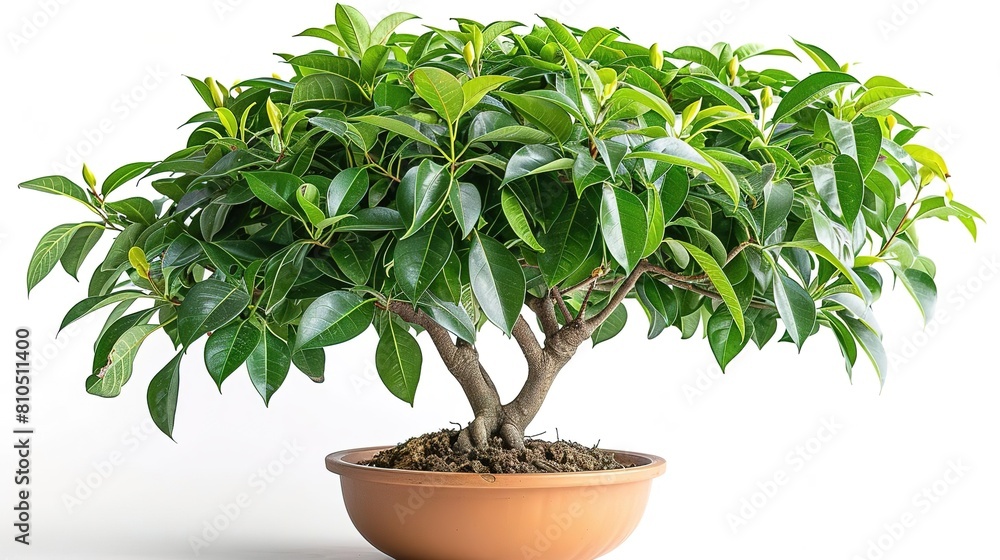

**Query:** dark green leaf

left=772, top=72, right=859, bottom=123
left=397, top=160, right=452, bottom=237
left=204, top=320, right=261, bottom=391
left=176, top=280, right=251, bottom=347
left=147, top=352, right=183, bottom=439
left=296, top=291, right=374, bottom=350
left=246, top=326, right=291, bottom=406
left=376, top=318, right=422, bottom=405
left=469, top=232, right=525, bottom=336
left=600, top=186, right=647, bottom=272
left=395, top=219, right=453, bottom=302
left=537, top=199, right=598, bottom=287
left=707, top=308, right=751, bottom=372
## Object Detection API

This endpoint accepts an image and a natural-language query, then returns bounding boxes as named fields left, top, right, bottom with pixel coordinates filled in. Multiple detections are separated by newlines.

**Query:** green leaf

left=539, top=16, right=585, bottom=58
left=895, top=266, right=937, bottom=323
left=326, top=167, right=369, bottom=217
left=471, top=125, right=550, bottom=145
left=772, top=72, right=859, bottom=123
left=772, top=272, right=816, bottom=350
left=591, top=304, right=627, bottom=346
left=792, top=38, right=840, bottom=71
left=636, top=276, right=678, bottom=339
left=496, top=92, right=573, bottom=143
left=855, top=86, right=920, bottom=115
left=707, top=308, right=751, bottom=372
left=469, top=232, right=525, bottom=336
left=397, top=160, right=452, bottom=237
left=461, top=75, right=516, bottom=115
left=19, top=176, right=91, bottom=205
left=395, top=219, right=453, bottom=302
left=352, top=115, right=439, bottom=148
left=600, top=186, right=647, bottom=272
left=537, top=199, right=598, bottom=286
left=904, top=144, right=950, bottom=182
left=176, top=280, right=251, bottom=347
left=335, top=3, right=371, bottom=53
left=501, top=189, right=544, bottom=252
left=28, top=223, right=99, bottom=294
left=676, top=241, right=745, bottom=336
left=102, top=161, right=156, bottom=197
left=811, top=156, right=864, bottom=226
left=370, top=11, right=418, bottom=45
left=449, top=182, right=482, bottom=239
left=296, top=291, right=375, bottom=350
left=419, top=295, right=477, bottom=343
left=360, top=45, right=390, bottom=86
left=501, top=144, right=572, bottom=186
left=612, top=88, right=676, bottom=128
left=375, top=318, right=422, bottom=405
left=825, top=312, right=858, bottom=379
left=751, top=179, right=793, bottom=240
left=778, top=240, right=871, bottom=302
left=295, top=183, right=326, bottom=227
left=60, top=290, right=148, bottom=332
left=844, top=316, right=887, bottom=387
left=642, top=188, right=665, bottom=258
left=292, top=347, right=326, bottom=382
left=260, top=244, right=308, bottom=313
left=246, top=326, right=291, bottom=406
left=411, top=67, right=465, bottom=124
left=106, top=197, right=156, bottom=226
left=330, top=236, right=375, bottom=285
left=204, top=320, right=260, bottom=391
left=291, top=73, right=363, bottom=109
left=60, top=223, right=104, bottom=279
left=245, top=171, right=303, bottom=217
left=86, top=324, right=160, bottom=398
left=147, top=352, right=183, bottom=439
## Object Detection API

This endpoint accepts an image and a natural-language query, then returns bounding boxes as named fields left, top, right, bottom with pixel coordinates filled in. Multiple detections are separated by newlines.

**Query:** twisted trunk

left=388, top=259, right=754, bottom=450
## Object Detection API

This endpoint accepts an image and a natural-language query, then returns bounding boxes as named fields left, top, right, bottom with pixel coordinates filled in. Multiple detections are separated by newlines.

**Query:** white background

left=1, top=1, right=998, bottom=559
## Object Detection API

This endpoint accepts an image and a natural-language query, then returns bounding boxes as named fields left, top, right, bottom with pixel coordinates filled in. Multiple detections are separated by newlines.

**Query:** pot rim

left=326, top=446, right=666, bottom=488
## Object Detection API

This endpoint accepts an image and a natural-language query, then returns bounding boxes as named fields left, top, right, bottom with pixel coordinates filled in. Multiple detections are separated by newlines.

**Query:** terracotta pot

left=326, top=446, right=666, bottom=560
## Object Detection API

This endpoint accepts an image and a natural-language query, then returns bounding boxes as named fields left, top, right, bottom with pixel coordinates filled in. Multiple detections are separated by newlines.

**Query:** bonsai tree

left=21, top=5, right=978, bottom=452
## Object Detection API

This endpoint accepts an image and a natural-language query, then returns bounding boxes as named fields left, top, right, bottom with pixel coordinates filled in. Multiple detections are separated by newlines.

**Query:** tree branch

left=551, top=287, right=573, bottom=323
left=645, top=263, right=775, bottom=310
left=386, top=300, right=460, bottom=364
left=584, top=263, right=650, bottom=329
left=511, top=315, right=544, bottom=365
left=526, top=295, right=560, bottom=337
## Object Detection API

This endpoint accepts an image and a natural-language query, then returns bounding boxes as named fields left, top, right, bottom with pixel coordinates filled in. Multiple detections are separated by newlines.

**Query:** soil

left=362, top=429, right=630, bottom=474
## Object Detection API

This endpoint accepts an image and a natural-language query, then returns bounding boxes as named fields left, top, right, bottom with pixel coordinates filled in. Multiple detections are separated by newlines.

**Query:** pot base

left=327, top=446, right=666, bottom=560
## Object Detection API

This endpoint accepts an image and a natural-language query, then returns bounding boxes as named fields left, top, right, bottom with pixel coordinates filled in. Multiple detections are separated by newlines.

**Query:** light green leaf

left=335, top=3, right=371, bottom=53
left=461, top=75, right=516, bottom=115
left=501, top=189, right=544, bottom=252
left=86, top=324, right=161, bottom=398
left=676, top=241, right=745, bottom=336
left=411, top=67, right=465, bottom=124
left=772, top=72, right=859, bottom=123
